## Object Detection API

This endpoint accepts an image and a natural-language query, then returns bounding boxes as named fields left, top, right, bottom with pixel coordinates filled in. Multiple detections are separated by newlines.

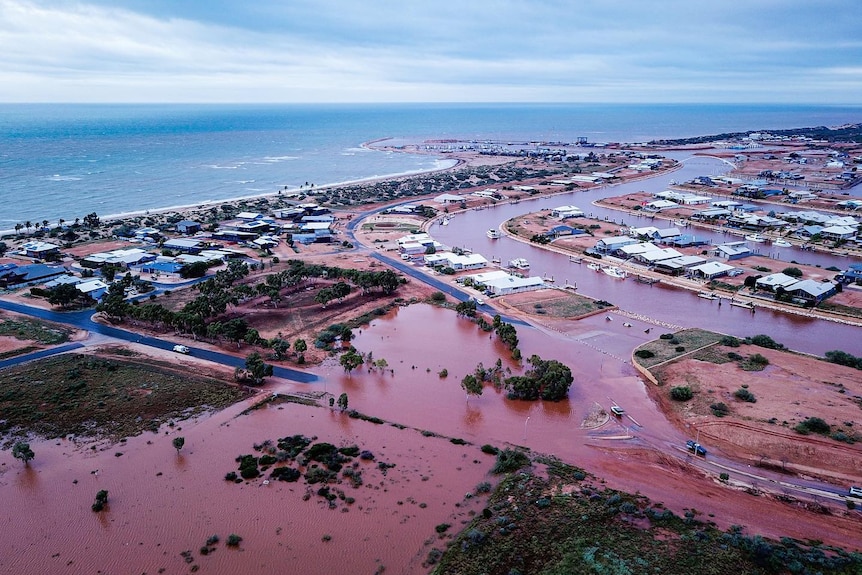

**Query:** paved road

left=0, top=299, right=318, bottom=383
left=0, top=342, right=85, bottom=369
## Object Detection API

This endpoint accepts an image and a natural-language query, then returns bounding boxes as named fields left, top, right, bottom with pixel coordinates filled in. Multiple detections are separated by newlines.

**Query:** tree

left=12, top=441, right=34, bottom=466
left=83, top=212, right=101, bottom=228
left=48, top=282, right=83, bottom=308
left=92, top=490, right=109, bottom=512
left=293, top=338, right=307, bottom=363
left=337, top=393, right=349, bottom=411
left=244, top=352, right=274, bottom=385
left=339, top=349, right=364, bottom=374
left=782, top=266, right=803, bottom=279
left=461, top=374, right=483, bottom=402
left=270, top=337, right=290, bottom=360
left=172, top=436, right=185, bottom=454
left=180, top=261, right=209, bottom=279
left=0, top=241, right=7, bottom=256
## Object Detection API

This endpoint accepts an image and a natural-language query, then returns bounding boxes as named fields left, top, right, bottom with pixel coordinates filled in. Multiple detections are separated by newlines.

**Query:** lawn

left=632, top=328, right=725, bottom=369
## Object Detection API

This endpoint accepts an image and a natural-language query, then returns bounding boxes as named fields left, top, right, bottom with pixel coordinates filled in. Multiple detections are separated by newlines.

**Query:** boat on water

left=587, top=262, right=601, bottom=271
left=730, top=300, right=755, bottom=309
left=486, top=228, right=501, bottom=239
left=441, top=216, right=451, bottom=226
left=772, top=238, right=791, bottom=247
left=673, top=219, right=687, bottom=227
left=508, top=258, right=530, bottom=270
left=542, top=275, right=555, bottom=283
left=491, top=256, right=501, bottom=264
left=601, top=266, right=627, bottom=279
left=745, top=233, right=766, bottom=243
left=697, top=292, right=719, bottom=300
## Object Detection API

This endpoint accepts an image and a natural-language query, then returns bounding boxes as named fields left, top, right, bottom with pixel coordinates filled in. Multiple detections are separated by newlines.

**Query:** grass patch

left=0, top=353, right=249, bottom=443
left=0, top=317, right=72, bottom=345
left=632, top=329, right=724, bottom=369
left=509, top=293, right=610, bottom=318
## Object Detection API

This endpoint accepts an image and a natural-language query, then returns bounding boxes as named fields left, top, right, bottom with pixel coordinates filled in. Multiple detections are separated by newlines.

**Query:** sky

left=1, top=0, right=861, bottom=104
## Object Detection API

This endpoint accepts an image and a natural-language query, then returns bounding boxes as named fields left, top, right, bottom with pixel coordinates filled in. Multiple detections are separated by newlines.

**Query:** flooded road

left=431, top=154, right=861, bottom=356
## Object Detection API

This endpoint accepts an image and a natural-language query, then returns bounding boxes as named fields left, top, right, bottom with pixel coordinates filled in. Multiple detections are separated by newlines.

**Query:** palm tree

left=24, top=221, right=32, bottom=234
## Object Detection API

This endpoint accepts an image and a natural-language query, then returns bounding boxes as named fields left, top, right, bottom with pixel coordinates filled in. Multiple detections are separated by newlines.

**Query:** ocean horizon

left=2, top=102, right=861, bottom=227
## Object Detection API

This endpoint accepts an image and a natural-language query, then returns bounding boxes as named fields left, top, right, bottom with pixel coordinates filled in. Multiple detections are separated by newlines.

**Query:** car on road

left=172, top=344, right=190, bottom=354
left=849, top=486, right=862, bottom=498
left=686, top=440, right=707, bottom=456
left=610, top=405, right=625, bottom=417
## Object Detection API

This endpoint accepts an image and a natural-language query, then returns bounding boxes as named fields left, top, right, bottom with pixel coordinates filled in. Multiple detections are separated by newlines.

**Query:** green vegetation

left=740, top=353, right=770, bottom=371
left=172, top=436, right=185, bottom=453
left=670, top=386, right=694, bottom=401
left=734, top=388, right=757, bottom=403
left=0, top=317, right=71, bottom=345
left=824, top=350, right=862, bottom=370
left=491, top=448, right=530, bottom=474
left=633, top=329, right=724, bottom=368
left=91, top=490, right=109, bottom=512
left=508, top=293, right=610, bottom=318
left=12, top=441, right=34, bottom=465
left=795, top=417, right=831, bottom=436
left=504, top=355, right=573, bottom=401
left=0, top=353, right=248, bottom=442
left=430, top=460, right=862, bottom=575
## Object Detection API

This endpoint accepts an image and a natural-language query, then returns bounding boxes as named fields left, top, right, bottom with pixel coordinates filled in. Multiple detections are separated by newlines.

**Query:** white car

left=849, top=486, right=862, bottom=498
left=172, top=345, right=190, bottom=354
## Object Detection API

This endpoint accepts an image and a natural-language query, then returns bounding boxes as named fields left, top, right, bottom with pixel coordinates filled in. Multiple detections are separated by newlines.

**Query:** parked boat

left=673, top=219, right=687, bottom=227
left=441, top=216, right=451, bottom=226
left=601, top=266, right=627, bottom=279
left=486, top=228, right=501, bottom=239
left=508, top=258, right=530, bottom=270
left=697, top=292, right=719, bottom=300
left=744, top=233, right=766, bottom=243
left=772, top=238, right=792, bottom=247
left=587, top=262, right=601, bottom=271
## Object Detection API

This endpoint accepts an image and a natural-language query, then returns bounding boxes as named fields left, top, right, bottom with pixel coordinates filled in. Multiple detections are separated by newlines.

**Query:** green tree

left=244, top=352, right=274, bottom=385
left=339, top=349, right=364, bottom=374
left=461, top=374, right=483, bottom=402
left=172, top=436, right=185, bottom=454
left=12, top=441, right=35, bottom=466
left=92, top=490, right=109, bottom=512
left=270, top=337, right=290, bottom=360
left=180, top=261, right=209, bottom=279
left=48, top=282, right=84, bottom=308
left=781, top=266, right=803, bottom=279
left=337, top=393, right=349, bottom=411
left=0, top=241, right=7, bottom=256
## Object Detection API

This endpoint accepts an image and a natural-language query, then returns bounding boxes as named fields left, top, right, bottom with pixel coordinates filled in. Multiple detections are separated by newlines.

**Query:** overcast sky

left=2, top=0, right=860, bottom=104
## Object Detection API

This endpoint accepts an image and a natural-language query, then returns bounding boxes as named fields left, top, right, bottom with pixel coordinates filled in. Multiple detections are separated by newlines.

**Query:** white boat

left=587, top=262, right=601, bottom=271
left=673, top=219, right=687, bottom=227
left=601, top=266, right=626, bottom=279
left=486, top=228, right=501, bottom=239
left=508, top=258, right=530, bottom=270
left=772, top=238, right=792, bottom=248
left=744, top=233, right=766, bottom=243
left=442, top=216, right=451, bottom=226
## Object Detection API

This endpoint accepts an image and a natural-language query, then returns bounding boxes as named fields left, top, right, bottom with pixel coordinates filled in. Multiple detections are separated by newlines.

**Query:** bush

left=491, top=449, right=530, bottom=474
left=430, top=291, right=446, bottom=303
left=226, top=534, right=242, bottom=547
left=634, top=349, right=655, bottom=359
left=710, top=402, right=730, bottom=417
left=720, top=472, right=729, bottom=482
left=748, top=334, right=784, bottom=350
left=727, top=352, right=743, bottom=361
left=675, top=346, right=685, bottom=352
left=670, top=386, right=693, bottom=401
left=795, top=417, right=830, bottom=435
left=720, top=336, right=741, bottom=347
left=659, top=333, right=674, bottom=340
left=480, top=444, right=499, bottom=455
left=734, top=388, right=757, bottom=403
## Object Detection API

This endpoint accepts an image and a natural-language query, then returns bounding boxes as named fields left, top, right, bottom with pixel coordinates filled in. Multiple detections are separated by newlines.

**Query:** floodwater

left=432, top=153, right=862, bottom=356
left=0, top=303, right=681, bottom=575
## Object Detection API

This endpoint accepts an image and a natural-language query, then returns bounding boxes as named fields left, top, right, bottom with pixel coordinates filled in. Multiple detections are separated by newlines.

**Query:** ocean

left=1, top=103, right=860, bottom=227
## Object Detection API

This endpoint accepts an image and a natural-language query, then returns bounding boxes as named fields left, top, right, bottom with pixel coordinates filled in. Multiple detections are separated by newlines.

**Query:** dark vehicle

left=686, top=440, right=707, bottom=456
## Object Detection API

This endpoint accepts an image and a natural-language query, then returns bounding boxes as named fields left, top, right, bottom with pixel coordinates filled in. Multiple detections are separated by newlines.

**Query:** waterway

left=430, top=153, right=862, bottom=357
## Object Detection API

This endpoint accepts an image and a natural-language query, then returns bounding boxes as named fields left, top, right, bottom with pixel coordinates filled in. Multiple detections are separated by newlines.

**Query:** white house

left=483, top=275, right=545, bottom=296
left=643, top=199, right=678, bottom=212
left=755, top=273, right=800, bottom=292
left=551, top=205, right=584, bottom=218
left=689, top=261, right=734, bottom=279
left=433, top=193, right=463, bottom=205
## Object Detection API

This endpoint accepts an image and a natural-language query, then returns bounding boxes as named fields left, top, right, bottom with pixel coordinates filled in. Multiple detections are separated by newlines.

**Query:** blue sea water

left=1, top=103, right=860, bottom=227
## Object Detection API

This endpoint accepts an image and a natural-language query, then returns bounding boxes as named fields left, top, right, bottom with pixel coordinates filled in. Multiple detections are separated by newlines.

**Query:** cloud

left=0, top=0, right=860, bottom=103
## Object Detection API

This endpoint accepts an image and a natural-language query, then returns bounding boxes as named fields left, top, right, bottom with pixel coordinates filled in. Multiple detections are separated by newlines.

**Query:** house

left=711, top=242, right=751, bottom=260
left=788, top=280, right=837, bottom=304
left=595, top=236, right=638, bottom=254
left=210, top=230, right=259, bottom=243
left=820, top=225, right=857, bottom=241
left=462, top=270, right=513, bottom=289
left=691, top=208, right=731, bottom=221
left=133, top=227, right=161, bottom=242
left=642, top=199, right=678, bottom=212
left=483, top=275, right=545, bottom=296
left=235, top=211, right=264, bottom=221
left=163, top=238, right=205, bottom=254
left=544, top=225, right=581, bottom=239
left=688, top=261, right=734, bottom=279
left=838, top=263, right=862, bottom=284
left=628, top=226, right=660, bottom=238
left=618, top=242, right=659, bottom=258
left=75, top=279, right=109, bottom=301
left=424, top=252, right=488, bottom=271
left=634, top=248, right=684, bottom=265
left=654, top=255, right=706, bottom=276
left=652, top=228, right=682, bottom=243
left=138, top=261, right=185, bottom=277
left=20, top=241, right=60, bottom=259
left=0, top=264, right=68, bottom=288
left=175, top=220, right=202, bottom=234
left=433, top=193, right=463, bottom=205
left=794, top=225, right=824, bottom=239
left=755, top=273, right=800, bottom=293
left=551, top=205, right=584, bottom=219
left=81, top=247, right=156, bottom=269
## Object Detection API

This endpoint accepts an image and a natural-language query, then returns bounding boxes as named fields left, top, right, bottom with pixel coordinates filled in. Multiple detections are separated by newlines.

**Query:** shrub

left=670, top=386, right=693, bottom=401
left=727, top=352, right=743, bottom=361
left=748, top=334, right=784, bottom=350
left=430, top=291, right=446, bottom=303
left=435, top=523, right=451, bottom=534
left=734, top=388, right=757, bottom=403
left=659, top=333, right=674, bottom=340
left=634, top=349, right=654, bottom=359
left=226, top=534, right=242, bottom=547
left=675, top=346, right=685, bottom=352
left=438, top=368, right=448, bottom=378
left=720, top=336, right=741, bottom=347
left=480, top=444, right=499, bottom=455
left=491, top=449, right=530, bottom=474
left=710, top=402, right=729, bottom=417
left=91, top=490, right=109, bottom=512
left=795, top=417, right=830, bottom=435
left=719, top=472, right=729, bottom=482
